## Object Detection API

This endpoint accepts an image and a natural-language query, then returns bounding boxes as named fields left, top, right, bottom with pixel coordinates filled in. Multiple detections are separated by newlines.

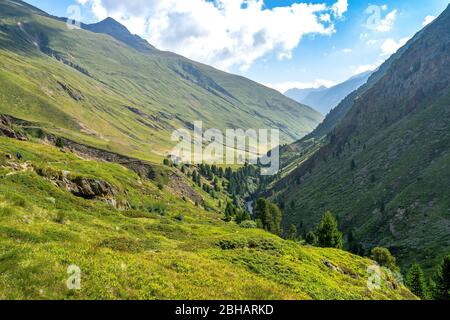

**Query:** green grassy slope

left=272, top=5, right=450, bottom=273
left=0, top=0, right=322, bottom=163
left=0, top=135, right=415, bottom=300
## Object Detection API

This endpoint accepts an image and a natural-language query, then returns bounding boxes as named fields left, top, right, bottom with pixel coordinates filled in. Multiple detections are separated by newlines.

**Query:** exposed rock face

left=63, top=176, right=116, bottom=199
left=0, top=115, right=27, bottom=140
left=33, top=167, right=129, bottom=209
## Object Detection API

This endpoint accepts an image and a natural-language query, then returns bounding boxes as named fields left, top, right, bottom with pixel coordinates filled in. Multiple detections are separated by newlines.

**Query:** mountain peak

left=96, top=17, right=127, bottom=30
left=83, top=17, right=156, bottom=53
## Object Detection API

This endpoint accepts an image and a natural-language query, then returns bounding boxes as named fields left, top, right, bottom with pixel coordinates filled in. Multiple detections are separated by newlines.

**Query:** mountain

left=285, top=71, right=372, bottom=115
left=0, top=0, right=416, bottom=300
left=278, top=33, right=423, bottom=175
left=0, top=0, right=322, bottom=163
left=284, top=86, right=328, bottom=106
left=272, top=5, right=450, bottom=273
left=82, top=17, right=156, bottom=53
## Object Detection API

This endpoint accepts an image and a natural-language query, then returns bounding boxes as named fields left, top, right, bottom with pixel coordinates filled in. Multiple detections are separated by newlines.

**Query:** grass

left=0, top=136, right=416, bottom=300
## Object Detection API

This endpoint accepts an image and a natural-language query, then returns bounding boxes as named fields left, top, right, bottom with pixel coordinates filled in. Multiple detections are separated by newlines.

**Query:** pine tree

left=433, top=255, right=450, bottom=300
left=224, top=202, right=234, bottom=222
left=253, top=199, right=282, bottom=235
left=405, top=264, right=428, bottom=299
left=287, top=224, right=298, bottom=241
left=350, top=159, right=356, bottom=170
left=316, top=211, right=343, bottom=249
left=305, top=231, right=317, bottom=245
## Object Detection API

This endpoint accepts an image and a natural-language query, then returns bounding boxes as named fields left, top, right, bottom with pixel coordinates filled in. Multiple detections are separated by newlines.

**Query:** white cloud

left=351, top=63, right=380, bottom=75
left=265, top=79, right=336, bottom=93
left=78, top=0, right=348, bottom=71
left=342, top=48, right=352, bottom=53
left=380, top=37, right=410, bottom=56
left=332, top=0, right=348, bottom=18
left=422, top=15, right=436, bottom=27
left=376, top=9, right=397, bottom=32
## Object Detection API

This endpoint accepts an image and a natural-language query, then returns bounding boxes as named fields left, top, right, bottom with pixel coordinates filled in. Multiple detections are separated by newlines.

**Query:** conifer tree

left=316, top=211, right=343, bottom=249
left=433, top=255, right=450, bottom=300
left=405, top=264, right=428, bottom=299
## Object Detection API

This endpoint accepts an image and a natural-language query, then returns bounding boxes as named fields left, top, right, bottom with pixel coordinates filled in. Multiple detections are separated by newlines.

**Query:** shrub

left=240, top=220, right=257, bottom=229
left=218, top=239, right=247, bottom=250
left=55, top=137, right=65, bottom=148
left=370, top=247, right=399, bottom=272
left=144, top=203, right=167, bottom=216
left=305, top=231, right=317, bottom=245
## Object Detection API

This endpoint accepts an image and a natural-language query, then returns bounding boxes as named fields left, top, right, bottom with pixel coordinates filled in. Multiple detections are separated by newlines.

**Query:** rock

left=70, top=177, right=116, bottom=199
left=0, top=115, right=27, bottom=140
left=323, top=260, right=344, bottom=274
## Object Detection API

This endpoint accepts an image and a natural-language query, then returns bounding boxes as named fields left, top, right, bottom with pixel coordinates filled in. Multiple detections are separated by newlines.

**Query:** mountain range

left=0, top=0, right=322, bottom=163
left=285, top=71, right=372, bottom=115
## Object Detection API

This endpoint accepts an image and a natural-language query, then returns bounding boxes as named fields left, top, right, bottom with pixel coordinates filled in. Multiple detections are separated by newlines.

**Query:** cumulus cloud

left=380, top=37, right=410, bottom=56
left=332, top=0, right=348, bottom=18
left=265, top=79, right=336, bottom=93
left=78, top=0, right=348, bottom=71
left=422, top=15, right=436, bottom=27
left=375, top=9, right=397, bottom=32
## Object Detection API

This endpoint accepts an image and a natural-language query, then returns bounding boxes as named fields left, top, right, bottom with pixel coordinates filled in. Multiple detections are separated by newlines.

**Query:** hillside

left=0, top=119, right=415, bottom=300
left=272, top=5, right=450, bottom=273
left=285, top=71, right=372, bottom=115
left=0, top=0, right=322, bottom=163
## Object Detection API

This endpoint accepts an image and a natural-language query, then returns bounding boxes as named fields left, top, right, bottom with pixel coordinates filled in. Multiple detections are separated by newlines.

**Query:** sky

left=25, top=0, right=450, bottom=92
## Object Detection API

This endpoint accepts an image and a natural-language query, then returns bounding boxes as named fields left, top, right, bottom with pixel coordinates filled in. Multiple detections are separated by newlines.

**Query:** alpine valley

left=0, top=0, right=448, bottom=301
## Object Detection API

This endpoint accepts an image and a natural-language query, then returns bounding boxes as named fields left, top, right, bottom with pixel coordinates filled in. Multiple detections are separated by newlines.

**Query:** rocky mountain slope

left=272, top=4, right=450, bottom=273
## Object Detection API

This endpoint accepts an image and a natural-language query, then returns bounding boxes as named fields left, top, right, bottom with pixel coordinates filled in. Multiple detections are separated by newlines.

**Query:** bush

left=55, top=137, right=65, bottom=148
left=144, top=203, right=167, bottom=216
left=240, top=220, right=257, bottom=229
left=218, top=239, right=247, bottom=250
left=305, top=231, right=317, bottom=245
left=370, top=247, right=399, bottom=272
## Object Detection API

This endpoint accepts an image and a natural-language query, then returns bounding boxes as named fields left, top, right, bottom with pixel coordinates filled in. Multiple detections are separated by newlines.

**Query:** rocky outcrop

left=0, top=115, right=27, bottom=140
left=34, top=167, right=128, bottom=209
left=2, top=114, right=203, bottom=205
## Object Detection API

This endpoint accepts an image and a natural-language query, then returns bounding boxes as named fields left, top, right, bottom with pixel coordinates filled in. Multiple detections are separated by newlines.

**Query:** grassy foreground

left=0, top=136, right=415, bottom=300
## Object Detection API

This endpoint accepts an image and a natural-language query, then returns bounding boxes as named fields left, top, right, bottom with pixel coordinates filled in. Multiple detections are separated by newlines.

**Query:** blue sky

left=25, top=0, right=450, bottom=92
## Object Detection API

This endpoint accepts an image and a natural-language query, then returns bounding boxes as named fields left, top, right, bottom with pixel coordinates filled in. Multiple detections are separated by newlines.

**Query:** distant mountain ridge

left=285, top=71, right=372, bottom=115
